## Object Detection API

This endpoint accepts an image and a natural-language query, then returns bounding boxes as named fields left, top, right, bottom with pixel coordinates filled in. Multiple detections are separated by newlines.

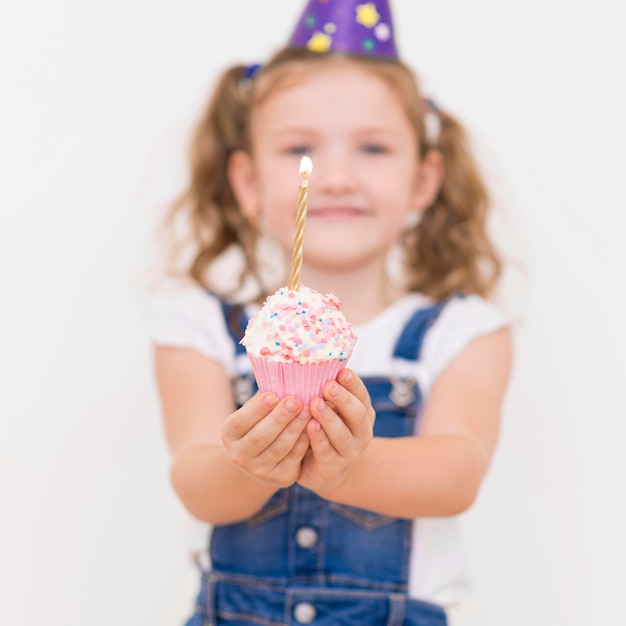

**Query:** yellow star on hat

left=307, top=31, right=332, bottom=52
left=356, top=3, right=380, bottom=28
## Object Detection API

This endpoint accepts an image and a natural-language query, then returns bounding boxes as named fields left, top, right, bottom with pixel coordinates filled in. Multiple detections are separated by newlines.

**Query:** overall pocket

left=325, top=505, right=410, bottom=587
left=210, top=490, right=291, bottom=578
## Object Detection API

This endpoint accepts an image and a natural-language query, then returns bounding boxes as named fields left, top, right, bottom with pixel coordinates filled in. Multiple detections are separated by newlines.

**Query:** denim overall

left=185, top=299, right=450, bottom=626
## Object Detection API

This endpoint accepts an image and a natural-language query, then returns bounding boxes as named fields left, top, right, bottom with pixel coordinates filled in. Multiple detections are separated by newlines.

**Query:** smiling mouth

left=307, top=207, right=370, bottom=219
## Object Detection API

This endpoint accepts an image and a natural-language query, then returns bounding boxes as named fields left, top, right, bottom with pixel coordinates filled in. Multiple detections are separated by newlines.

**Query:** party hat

left=289, top=0, right=399, bottom=60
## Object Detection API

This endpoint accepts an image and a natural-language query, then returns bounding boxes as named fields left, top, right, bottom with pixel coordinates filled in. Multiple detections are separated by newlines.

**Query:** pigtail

left=403, top=109, right=502, bottom=300
left=165, top=64, right=264, bottom=297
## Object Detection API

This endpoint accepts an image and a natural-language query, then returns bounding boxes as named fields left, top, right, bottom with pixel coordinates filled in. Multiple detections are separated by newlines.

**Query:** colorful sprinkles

left=241, top=286, right=357, bottom=364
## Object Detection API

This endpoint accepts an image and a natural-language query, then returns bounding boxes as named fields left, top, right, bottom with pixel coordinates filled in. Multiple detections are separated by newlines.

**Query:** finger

left=257, top=407, right=310, bottom=465
left=245, top=396, right=307, bottom=454
left=307, top=418, right=338, bottom=463
left=337, top=369, right=376, bottom=427
left=225, top=395, right=304, bottom=460
left=266, top=431, right=310, bottom=487
left=322, top=380, right=373, bottom=437
left=310, top=397, right=353, bottom=455
left=280, top=430, right=310, bottom=467
left=223, top=392, right=280, bottom=441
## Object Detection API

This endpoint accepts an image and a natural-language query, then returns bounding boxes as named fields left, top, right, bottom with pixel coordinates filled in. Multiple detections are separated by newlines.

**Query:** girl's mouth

left=307, top=206, right=370, bottom=219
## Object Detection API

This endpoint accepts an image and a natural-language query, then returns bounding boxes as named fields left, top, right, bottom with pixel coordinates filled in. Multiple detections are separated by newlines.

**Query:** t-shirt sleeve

left=144, top=282, right=237, bottom=376
left=417, top=295, right=510, bottom=395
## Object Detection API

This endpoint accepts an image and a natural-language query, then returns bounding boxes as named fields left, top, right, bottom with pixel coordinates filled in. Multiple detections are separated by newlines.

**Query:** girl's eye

left=286, top=145, right=311, bottom=156
left=361, top=144, right=389, bottom=155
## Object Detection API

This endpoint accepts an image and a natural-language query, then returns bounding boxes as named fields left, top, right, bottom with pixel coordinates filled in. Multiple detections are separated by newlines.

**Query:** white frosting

left=241, top=285, right=357, bottom=364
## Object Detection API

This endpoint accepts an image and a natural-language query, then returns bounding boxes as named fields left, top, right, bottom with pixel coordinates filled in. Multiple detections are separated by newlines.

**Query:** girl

left=150, top=1, right=512, bottom=624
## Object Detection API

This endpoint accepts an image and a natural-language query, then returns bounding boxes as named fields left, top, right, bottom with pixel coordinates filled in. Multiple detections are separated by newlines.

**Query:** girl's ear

left=412, top=149, right=444, bottom=213
left=228, top=150, right=259, bottom=223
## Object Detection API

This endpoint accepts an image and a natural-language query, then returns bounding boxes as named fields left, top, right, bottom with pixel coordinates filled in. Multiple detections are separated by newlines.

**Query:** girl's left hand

left=297, top=368, right=375, bottom=497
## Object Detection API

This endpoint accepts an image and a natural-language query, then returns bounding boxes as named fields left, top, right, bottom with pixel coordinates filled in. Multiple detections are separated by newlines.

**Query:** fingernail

left=342, top=369, right=353, bottom=383
left=263, top=394, right=279, bottom=408
left=285, top=398, right=300, bottom=413
left=297, top=408, right=310, bottom=421
left=317, top=399, right=327, bottom=413
left=328, top=382, right=339, bottom=398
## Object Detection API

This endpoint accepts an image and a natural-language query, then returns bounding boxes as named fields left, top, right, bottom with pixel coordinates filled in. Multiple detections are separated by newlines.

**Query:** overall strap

left=214, top=293, right=256, bottom=406
left=392, top=299, right=451, bottom=362
left=219, top=298, right=249, bottom=356
left=388, top=298, right=455, bottom=408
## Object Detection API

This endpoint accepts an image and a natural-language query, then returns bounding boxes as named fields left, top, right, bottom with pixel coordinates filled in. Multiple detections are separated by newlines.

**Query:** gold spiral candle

left=289, top=156, right=313, bottom=291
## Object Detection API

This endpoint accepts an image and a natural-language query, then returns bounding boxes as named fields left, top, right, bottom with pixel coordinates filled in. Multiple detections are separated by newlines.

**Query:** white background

left=1, top=1, right=624, bottom=625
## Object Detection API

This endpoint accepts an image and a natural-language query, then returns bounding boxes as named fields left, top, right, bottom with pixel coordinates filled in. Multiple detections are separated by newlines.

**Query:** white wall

left=1, top=2, right=624, bottom=625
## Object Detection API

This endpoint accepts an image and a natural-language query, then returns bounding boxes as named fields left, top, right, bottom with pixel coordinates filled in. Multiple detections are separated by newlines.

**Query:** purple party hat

left=289, top=0, right=399, bottom=60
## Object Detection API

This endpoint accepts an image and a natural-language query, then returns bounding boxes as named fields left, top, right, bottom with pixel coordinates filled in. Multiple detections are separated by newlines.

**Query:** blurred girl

left=150, top=1, right=512, bottom=624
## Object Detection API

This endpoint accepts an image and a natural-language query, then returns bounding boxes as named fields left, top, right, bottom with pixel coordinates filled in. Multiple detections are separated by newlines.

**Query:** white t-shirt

left=147, top=281, right=508, bottom=609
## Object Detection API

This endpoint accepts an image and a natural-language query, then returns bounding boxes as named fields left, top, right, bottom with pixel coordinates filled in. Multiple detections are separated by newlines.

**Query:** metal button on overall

left=295, top=526, right=318, bottom=549
left=294, top=602, right=316, bottom=624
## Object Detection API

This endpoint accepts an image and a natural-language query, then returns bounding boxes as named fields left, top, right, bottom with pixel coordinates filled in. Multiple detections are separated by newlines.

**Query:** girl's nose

left=313, top=150, right=358, bottom=195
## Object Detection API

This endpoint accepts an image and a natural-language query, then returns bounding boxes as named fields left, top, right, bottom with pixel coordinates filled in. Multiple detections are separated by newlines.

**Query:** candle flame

left=299, top=156, right=313, bottom=177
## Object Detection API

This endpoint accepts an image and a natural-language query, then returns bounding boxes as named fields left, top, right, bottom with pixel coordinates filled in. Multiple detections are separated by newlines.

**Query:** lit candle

left=289, top=156, right=313, bottom=291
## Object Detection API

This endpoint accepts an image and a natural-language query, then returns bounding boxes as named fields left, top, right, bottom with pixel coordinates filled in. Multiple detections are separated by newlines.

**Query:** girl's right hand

left=221, top=392, right=311, bottom=489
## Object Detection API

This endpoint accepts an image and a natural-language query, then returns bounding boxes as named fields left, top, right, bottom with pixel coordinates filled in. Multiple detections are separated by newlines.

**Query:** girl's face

left=230, top=60, right=441, bottom=277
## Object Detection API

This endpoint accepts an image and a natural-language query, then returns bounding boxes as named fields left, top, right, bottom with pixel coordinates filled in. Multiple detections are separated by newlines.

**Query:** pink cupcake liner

left=248, top=356, right=351, bottom=405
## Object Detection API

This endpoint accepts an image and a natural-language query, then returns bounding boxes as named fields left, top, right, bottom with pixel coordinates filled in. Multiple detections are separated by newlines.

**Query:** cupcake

left=241, top=285, right=357, bottom=405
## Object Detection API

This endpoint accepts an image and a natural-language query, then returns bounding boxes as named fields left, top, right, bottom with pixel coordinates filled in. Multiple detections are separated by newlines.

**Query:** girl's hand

left=221, top=392, right=311, bottom=489
left=297, top=369, right=375, bottom=497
